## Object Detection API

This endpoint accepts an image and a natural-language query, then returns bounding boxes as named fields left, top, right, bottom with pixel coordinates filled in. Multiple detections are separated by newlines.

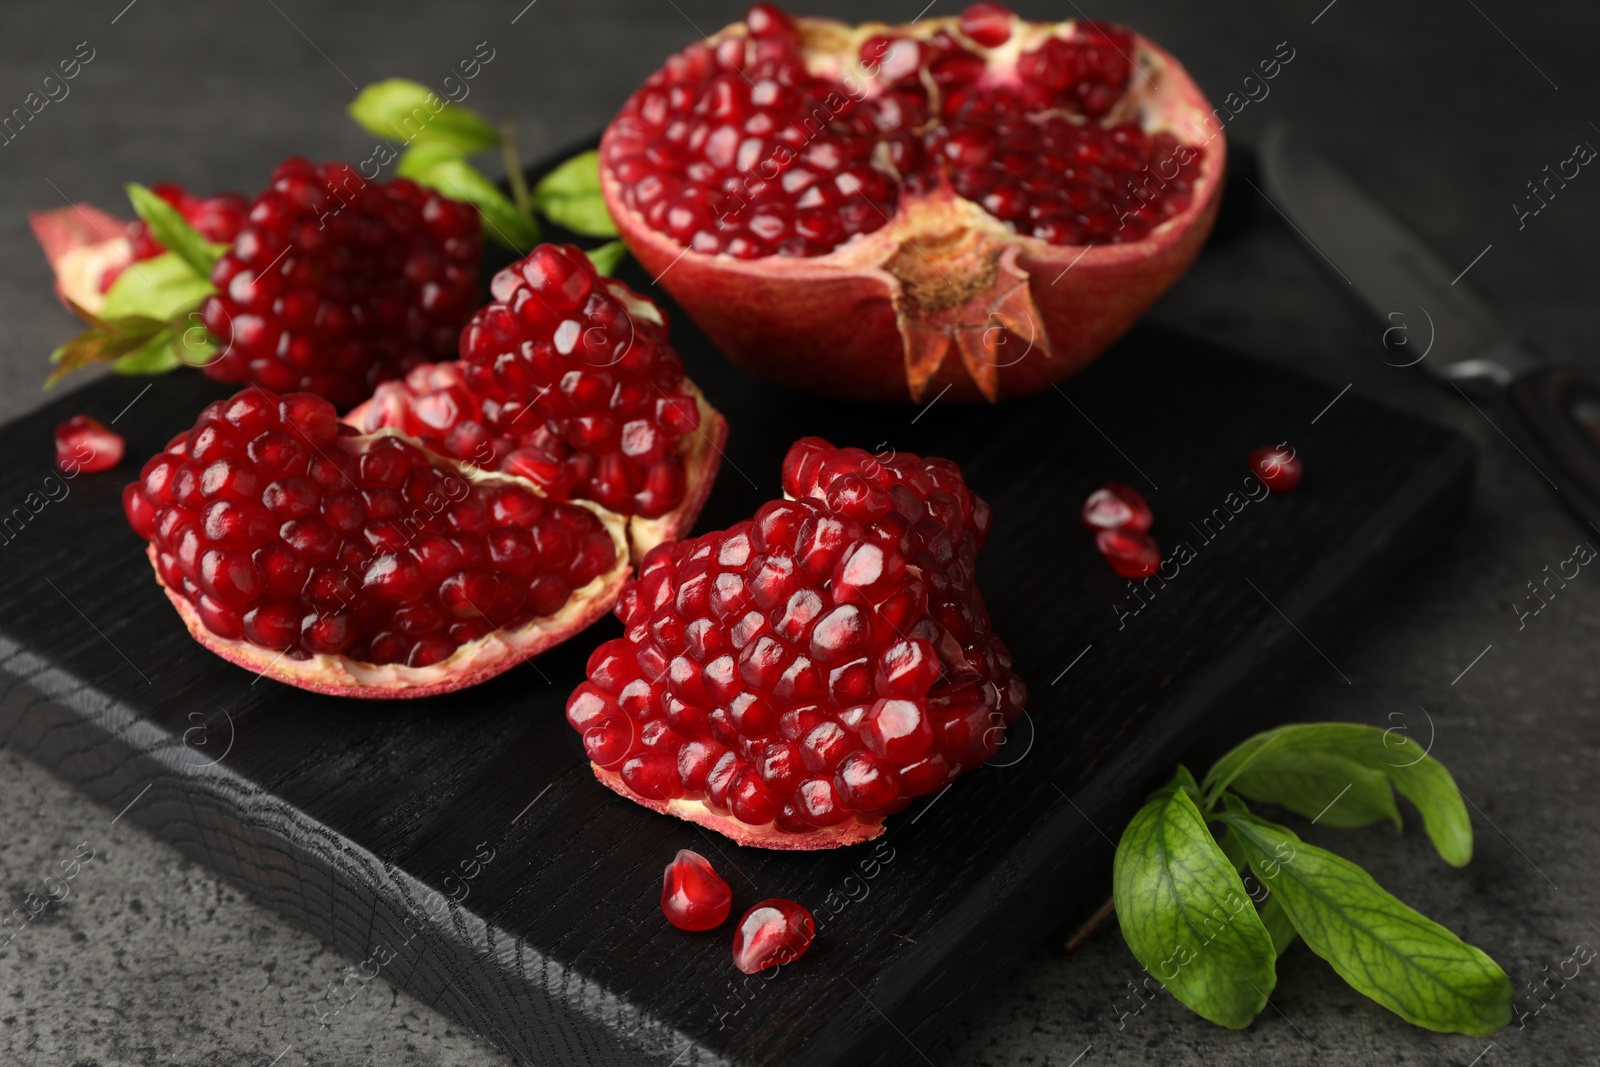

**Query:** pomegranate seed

left=958, top=2, right=1014, bottom=47
left=55, top=415, right=125, bottom=473
left=1249, top=444, right=1303, bottom=492
left=99, top=184, right=248, bottom=294
left=1096, top=527, right=1160, bottom=579
left=661, top=849, right=733, bottom=931
left=732, top=898, right=815, bottom=973
left=1081, top=482, right=1152, bottom=531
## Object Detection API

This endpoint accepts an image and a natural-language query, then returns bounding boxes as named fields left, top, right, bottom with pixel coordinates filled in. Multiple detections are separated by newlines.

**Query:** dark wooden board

left=0, top=203, right=1473, bottom=1062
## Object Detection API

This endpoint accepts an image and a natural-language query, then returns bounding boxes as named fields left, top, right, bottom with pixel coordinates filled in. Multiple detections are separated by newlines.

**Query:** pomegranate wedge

left=567, top=438, right=1025, bottom=849
left=347, top=245, right=728, bottom=563
left=123, top=388, right=629, bottom=698
left=600, top=3, right=1224, bottom=402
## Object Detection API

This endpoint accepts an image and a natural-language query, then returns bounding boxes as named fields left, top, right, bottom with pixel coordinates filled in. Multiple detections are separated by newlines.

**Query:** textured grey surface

left=1, top=0, right=1598, bottom=1064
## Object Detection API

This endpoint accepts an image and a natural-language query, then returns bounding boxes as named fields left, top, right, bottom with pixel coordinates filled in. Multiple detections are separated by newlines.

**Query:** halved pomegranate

left=600, top=3, right=1223, bottom=403
left=566, top=437, right=1025, bottom=849
left=346, top=245, right=727, bottom=563
left=122, top=388, right=630, bottom=698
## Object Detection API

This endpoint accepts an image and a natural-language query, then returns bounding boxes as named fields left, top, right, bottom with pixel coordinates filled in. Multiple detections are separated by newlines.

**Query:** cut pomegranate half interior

left=123, top=387, right=630, bottom=698
left=566, top=437, right=1025, bottom=849
left=346, top=245, right=728, bottom=563
left=600, top=3, right=1224, bottom=403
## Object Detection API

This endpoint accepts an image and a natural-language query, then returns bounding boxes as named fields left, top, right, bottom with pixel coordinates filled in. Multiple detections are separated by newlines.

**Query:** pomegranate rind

left=591, top=764, right=884, bottom=849
left=29, top=204, right=132, bottom=316
left=600, top=15, right=1225, bottom=403
left=345, top=376, right=726, bottom=564
left=145, top=430, right=632, bottom=700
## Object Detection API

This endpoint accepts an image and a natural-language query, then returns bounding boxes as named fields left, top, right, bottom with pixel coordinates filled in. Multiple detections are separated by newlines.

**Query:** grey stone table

left=2, top=0, right=1597, bottom=1064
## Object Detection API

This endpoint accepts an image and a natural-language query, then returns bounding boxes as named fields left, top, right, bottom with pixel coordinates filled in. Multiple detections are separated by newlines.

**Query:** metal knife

left=1259, top=121, right=1600, bottom=533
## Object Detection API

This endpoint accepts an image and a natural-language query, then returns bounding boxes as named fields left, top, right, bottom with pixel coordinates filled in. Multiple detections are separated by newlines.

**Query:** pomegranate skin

left=600, top=11, right=1225, bottom=404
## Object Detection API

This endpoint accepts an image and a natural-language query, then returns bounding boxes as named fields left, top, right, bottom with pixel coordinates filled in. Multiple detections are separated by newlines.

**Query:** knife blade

left=1260, top=121, right=1600, bottom=533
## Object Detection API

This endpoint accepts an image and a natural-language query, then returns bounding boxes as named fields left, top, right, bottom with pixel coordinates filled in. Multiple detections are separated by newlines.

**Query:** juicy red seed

left=124, top=386, right=618, bottom=668
left=352, top=248, right=703, bottom=520
left=1081, top=482, right=1153, bottom=532
left=567, top=436, right=1023, bottom=840
left=1096, top=527, right=1161, bottom=579
left=1249, top=445, right=1303, bottom=492
left=661, top=849, right=734, bottom=931
left=197, top=165, right=482, bottom=409
left=605, top=10, right=1198, bottom=254
left=958, top=3, right=1013, bottom=47
left=55, top=415, right=125, bottom=474
left=732, top=898, right=815, bottom=974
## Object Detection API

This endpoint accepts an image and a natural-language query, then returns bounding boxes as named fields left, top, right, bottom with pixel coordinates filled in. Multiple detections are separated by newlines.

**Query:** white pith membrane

left=600, top=11, right=1225, bottom=402
left=342, top=279, right=729, bottom=565
left=150, top=427, right=632, bottom=699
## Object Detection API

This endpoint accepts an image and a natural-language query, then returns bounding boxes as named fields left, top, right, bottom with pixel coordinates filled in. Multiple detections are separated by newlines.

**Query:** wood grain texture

left=0, top=213, right=1474, bottom=1063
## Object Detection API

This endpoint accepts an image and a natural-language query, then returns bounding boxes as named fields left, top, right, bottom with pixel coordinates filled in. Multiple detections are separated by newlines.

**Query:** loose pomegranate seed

left=200, top=159, right=483, bottom=409
left=1249, top=445, right=1302, bottom=492
left=731, top=898, right=815, bottom=973
left=55, top=415, right=124, bottom=473
left=1081, top=482, right=1152, bottom=531
left=601, top=7, right=1202, bottom=255
left=123, top=387, right=620, bottom=670
left=661, top=849, right=733, bottom=930
left=568, top=437, right=1026, bottom=846
left=353, top=246, right=710, bottom=523
left=1096, top=527, right=1160, bottom=579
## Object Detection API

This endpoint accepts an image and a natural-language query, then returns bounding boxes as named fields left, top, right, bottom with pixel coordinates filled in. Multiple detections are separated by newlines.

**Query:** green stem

left=500, top=118, right=532, bottom=219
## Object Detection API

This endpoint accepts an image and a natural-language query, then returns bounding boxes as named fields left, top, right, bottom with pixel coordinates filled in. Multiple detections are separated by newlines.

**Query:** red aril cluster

left=1083, top=482, right=1159, bottom=579
left=660, top=849, right=733, bottom=930
left=602, top=3, right=1203, bottom=258
left=351, top=245, right=724, bottom=550
left=1249, top=444, right=1302, bottom=492
left=99, top=182, right=248, bottom=293
left=122, top=387, right=628, bottom=697
left=732, top=898, right=815, bottom=973
left=567, top=437, right=1025, bottom=848
left=199, top=159, right=483, bottom=409
left=55, top=415, right=124, bottom=473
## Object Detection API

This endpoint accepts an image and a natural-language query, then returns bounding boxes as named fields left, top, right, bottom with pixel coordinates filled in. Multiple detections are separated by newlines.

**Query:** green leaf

left=584, top=240, right=628, bottom=277
left=396, top=140, right=466, bottom=180
left=1219, top=812, right=1512, bottom=1036
left=1231, top=750, right=1401, bottom=830
left=532, top=150, right=618, bottom=237
left=112, top=327, right=180, bottom=374
left=412, top=158, right=540, bottom=253
left=1258, top=894, right=1298, bottom=957
left=100, top=251, right=218, bottom=321
left=125, top=183, right=219, bottom=280
left=347, top=78, right=499, bottom=155
left=1113, top=776, right=1277, bottom=1029
left=46, top=312, right=170, bottom=386
left=1203, top=723, right=1472, bottom=866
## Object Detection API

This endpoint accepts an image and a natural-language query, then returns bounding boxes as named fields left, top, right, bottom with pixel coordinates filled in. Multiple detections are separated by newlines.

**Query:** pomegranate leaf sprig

left=1112, top=723, right=1512, bottom=1035
left=46, top=184, right=226, bottom=385
left=346, top=78, right=624, bottom=271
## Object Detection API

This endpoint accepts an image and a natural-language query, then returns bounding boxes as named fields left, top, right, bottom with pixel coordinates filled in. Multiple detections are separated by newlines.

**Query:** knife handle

left=1504, top=365, right=1600, bottom=534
